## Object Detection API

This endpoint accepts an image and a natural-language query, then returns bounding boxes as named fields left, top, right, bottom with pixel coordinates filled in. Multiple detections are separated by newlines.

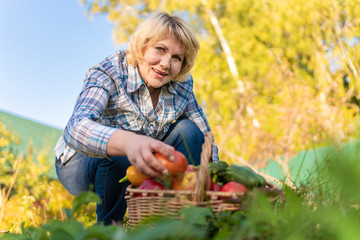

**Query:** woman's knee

left=164, top=119, right=204, bottom=165
left=172, top=119, right=204, bottom=140
left=56, top=154, right=94, bottom=196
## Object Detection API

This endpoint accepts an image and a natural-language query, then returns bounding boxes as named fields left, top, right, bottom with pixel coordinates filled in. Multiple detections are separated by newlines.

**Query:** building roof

left=0, top=109, right=63, bottom=177
left=0, top=110, right=62, bottom=153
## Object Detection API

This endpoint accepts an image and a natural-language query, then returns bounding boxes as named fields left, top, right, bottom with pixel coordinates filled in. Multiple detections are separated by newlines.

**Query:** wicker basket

left=125, top=132, right=270, bottom=227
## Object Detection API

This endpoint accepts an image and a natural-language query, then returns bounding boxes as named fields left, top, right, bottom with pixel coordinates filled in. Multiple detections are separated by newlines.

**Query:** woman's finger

left=150, top=140, right=175, bottom=162
left=143, top=150, right=169, bottom=175
left=135, top=155, right=160, bottom=177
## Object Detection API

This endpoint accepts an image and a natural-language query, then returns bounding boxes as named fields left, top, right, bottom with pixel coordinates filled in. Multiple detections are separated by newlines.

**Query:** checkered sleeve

left=63, top=67, right=118, bottom=158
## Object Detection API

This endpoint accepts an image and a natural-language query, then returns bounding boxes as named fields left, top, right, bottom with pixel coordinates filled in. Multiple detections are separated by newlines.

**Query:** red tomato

left=209, top=180, right=222, bottom=191
left=221, top=182, right=248, bottom=193
left=136, top=178, right=165, bottom=197
left=138, top=178, right=165, bottom=191
left=186, top=164, right=197, bottom=172
left=154, top=150, right=188, bottom=175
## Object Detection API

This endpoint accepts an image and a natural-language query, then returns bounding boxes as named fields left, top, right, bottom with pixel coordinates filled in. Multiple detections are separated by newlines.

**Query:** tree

left=80, top=0, right=360, bottom=178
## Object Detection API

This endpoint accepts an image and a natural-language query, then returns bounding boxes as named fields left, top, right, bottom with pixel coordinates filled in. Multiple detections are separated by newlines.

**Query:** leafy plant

left=2, top=191, right=123, bottom=240
left=2, top=141, right=360, bottom=239
left=0, top=122, right=96, bottom=233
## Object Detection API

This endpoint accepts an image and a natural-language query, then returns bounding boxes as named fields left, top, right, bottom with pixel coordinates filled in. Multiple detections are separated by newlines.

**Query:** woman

left=54, top=12, right=219, bottom=225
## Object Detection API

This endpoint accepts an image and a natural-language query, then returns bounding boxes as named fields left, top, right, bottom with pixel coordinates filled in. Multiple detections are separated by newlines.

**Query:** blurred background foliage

left=0, top=122, right=96, bottom=232
left=80, top=0, right=360, bottom=170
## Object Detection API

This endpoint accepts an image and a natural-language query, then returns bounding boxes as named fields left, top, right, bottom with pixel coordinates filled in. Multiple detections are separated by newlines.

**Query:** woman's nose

left=160, top=55, right=171, bottom=70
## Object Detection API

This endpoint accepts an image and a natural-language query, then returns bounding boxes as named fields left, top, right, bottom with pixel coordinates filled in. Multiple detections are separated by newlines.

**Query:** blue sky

left=0, top=0, right=121, bottom=129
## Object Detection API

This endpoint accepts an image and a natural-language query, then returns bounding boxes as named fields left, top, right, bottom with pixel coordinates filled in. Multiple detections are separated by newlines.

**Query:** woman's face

left=138, top=34, right=185, bottom=89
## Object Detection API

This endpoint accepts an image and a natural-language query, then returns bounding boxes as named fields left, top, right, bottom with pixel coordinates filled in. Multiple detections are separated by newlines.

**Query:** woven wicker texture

left=125, top=132, right=245, bottom=227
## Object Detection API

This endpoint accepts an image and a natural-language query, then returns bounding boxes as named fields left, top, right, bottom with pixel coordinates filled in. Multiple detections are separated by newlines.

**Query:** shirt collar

left=167, top=81, right=177, bottom=94
left=126, top=64, right=177, bottom=94
left=127, top=65, right=144, bottom=93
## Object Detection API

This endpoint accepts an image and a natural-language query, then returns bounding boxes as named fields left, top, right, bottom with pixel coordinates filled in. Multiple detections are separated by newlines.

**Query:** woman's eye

left=155, top=47, right=164, bottom=52
left=174, top=56, right=182, bottom=62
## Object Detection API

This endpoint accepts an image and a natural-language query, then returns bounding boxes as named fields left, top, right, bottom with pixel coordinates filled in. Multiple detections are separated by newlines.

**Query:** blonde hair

left=127, top=12, right=200, bottom=82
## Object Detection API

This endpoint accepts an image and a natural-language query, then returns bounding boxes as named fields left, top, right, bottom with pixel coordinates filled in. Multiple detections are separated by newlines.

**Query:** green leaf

left=43, top=219, right=85, bottom=240
left=71, top=191, right=101, bottom=218
left=179, top=205, right=214, bottom=226
left=2, top=233, right=31, bottom=240
left=84, top=224, right=125, bottom=240
left=62, top=208, right=72, bottom=220
left=129, top=217, right=207, bottom=240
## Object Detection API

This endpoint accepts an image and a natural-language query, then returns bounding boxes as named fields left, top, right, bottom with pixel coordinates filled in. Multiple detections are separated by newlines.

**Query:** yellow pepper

left=119, top=165, right=148, bottom=186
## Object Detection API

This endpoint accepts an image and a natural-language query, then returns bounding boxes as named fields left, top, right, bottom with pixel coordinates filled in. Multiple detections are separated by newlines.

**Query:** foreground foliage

left=0, top=122, right=96, bottom=233
left=2, top=142, right=360, bottom=239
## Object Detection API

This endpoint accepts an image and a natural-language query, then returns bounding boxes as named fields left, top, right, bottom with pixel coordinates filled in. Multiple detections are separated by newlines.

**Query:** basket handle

left=194, top=132, right=213, bottom=202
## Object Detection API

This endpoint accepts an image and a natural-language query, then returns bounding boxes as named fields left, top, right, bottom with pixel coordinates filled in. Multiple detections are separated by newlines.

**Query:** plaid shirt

left=54, top=50, right=218, bottom=164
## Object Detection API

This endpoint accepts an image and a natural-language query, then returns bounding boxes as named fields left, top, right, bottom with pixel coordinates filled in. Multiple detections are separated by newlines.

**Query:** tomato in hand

left=154, top=150, right=188, bottom=175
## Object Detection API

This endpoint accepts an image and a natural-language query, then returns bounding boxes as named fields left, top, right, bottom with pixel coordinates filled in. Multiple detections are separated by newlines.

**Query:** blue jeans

left=55, top=119, right=204, bottom=225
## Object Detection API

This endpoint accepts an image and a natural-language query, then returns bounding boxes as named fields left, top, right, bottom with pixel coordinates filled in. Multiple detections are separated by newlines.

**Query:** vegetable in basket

left=119, top=165, right=148, bottom=186
left=171, top=164, right=199, bottom=190
left=134, top=178, right=165, bottom=197
left=209, top=161, right=267, bottom=189
left=221, top=182, right=248, bottom=193
left=209, top=160, right=228, bottom=185
left=154, top=150, right=188, bottom=175
left=139, top=178, right=165, bottom=190
left=120, top=150, right=189, bottom=187
left=209, top=180, right=222, bottom=191
left=224, top=165, right=267, bottom=189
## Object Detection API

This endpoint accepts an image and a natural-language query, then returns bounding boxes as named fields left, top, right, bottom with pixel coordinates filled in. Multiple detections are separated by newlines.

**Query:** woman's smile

left=152, top=68, right=168, bottom=77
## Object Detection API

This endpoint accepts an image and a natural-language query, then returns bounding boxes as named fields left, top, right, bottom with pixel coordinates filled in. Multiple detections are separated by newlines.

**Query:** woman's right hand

left=106, top=130, right=175, bottom=177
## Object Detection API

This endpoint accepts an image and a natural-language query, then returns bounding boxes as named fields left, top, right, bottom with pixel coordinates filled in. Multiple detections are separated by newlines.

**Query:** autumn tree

left=80, top=0, right=360, bottom=178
